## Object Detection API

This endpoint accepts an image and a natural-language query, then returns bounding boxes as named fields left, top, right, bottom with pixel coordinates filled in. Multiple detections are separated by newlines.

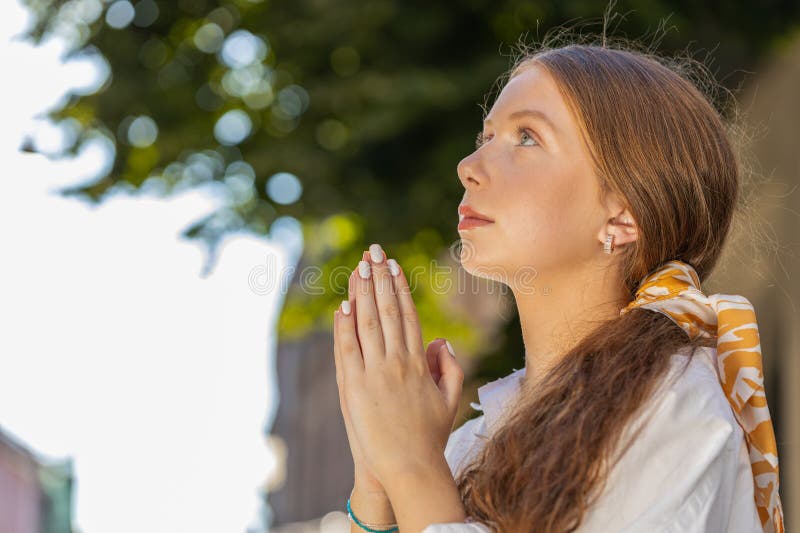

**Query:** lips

left=457, top=204, right=494, bottom=222
left=458, top=217, right=493, bottom=231
left=457, top=204, right=494, bottom=231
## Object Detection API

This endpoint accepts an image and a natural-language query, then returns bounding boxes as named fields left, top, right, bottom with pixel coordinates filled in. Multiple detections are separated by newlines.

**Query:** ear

left=597, top=190, right=639, bottom=249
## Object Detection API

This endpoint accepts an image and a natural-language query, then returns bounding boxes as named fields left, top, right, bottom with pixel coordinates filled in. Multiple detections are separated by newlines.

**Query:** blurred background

left=0, top=0, right=797, bottom=532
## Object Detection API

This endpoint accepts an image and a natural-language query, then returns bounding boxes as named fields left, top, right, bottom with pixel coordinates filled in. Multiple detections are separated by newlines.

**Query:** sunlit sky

left=0, top=2, right=299, bottom=531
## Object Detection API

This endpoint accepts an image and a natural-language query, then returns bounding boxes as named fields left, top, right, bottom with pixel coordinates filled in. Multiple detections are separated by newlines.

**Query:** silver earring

left=603, top=233, right=615, bottom=254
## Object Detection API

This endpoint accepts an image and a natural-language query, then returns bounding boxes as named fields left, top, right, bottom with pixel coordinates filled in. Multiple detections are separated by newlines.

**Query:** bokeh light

left=222, top=63, right=267, bottom=97
left=266, top=172, right=302, bottom=205
left=213, top=110, right=252, bottom=146
left=224, top=161, right=256, bottom=205
left=206, top=6, right=237, bottom=32
left=132, top=0, right=159, bottom=27
left=127, top=115, right=158, bottom=148
left=59, top=0, right=104, bottom=26
left=181, top=151, right=224, bottom=186
left=138, top=37, right=167, bottom=69
left=220, top=30, right=268, bottom=69
left=105, top=1, right=135, bottom=29
left=225, top=160, right=256, bottom=182
left=275, top=85, right=307, bottom=118
left=242, top=81, right=274, bottom=110
left=194, top=22, right=225, bottom=54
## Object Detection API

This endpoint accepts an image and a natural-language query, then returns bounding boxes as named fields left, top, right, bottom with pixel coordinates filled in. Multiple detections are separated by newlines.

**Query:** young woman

left=332, top=40, right=785, bottom=532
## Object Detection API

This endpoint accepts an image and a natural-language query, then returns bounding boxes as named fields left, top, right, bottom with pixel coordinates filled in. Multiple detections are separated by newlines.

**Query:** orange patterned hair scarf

left=620, top=260, right=784, bottom=533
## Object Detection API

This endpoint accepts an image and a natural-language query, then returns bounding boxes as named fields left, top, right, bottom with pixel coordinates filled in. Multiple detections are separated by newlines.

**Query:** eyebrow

left=483, top=109, right=558, bottom=134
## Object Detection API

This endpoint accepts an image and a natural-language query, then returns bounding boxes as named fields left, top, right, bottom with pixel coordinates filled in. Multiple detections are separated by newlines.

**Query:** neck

left=512, top=263, right=629, bottom=391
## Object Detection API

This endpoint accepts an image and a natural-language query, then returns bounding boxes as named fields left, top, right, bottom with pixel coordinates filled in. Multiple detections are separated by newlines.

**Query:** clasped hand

left=333, top=244, right=464, bottom=487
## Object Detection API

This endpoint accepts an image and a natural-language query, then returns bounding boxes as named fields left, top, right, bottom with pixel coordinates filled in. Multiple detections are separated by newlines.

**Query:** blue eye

left=516, top=127, right=538, bottom=146
left=475, top=127, right=539, bottom=149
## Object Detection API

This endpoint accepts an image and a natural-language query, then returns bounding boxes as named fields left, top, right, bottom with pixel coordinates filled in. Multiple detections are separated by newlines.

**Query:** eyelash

left=475, top=126, right=538, bottom=149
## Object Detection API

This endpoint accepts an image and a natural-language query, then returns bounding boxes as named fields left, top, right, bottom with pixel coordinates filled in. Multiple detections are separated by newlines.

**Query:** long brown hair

left=455, top=33, right=745, bottom=532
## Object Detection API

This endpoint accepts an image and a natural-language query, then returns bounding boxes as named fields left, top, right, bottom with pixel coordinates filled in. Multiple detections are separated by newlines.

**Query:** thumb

left=436, top=340, right=464, bottom=414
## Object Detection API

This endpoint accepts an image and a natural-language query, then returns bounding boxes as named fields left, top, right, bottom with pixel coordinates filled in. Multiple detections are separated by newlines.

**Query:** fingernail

left=445, top=340, right=455, bottom=357
left=341, top=300, right=351, bottom=315
left=369, top=243, right=384, bottom=263
left=358, top=260, right=371, bottom=279
left=387, top=258, right=400, bottom=276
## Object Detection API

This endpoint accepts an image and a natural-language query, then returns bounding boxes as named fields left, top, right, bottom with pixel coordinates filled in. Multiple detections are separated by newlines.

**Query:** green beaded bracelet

left=346, top=492, right=399, bottom=533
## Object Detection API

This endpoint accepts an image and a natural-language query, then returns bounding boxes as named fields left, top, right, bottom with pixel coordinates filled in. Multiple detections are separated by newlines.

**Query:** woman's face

left=456, top=63, right=611, bottom=286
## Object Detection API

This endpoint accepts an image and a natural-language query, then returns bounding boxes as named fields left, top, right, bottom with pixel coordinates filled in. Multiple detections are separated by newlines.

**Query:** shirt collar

left=472, top=366, right=527, bottom=433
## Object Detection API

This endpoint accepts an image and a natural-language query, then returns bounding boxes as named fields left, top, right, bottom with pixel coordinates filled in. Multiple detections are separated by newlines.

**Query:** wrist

left=382, top=460, right=467, bottom=529
left=353, top=475, right=388, bottom=498
left=384, top=454, right=451, bottom=498
left=349, top=485, right=396, bottom=524
left=351, top=484, right=390, bottom=503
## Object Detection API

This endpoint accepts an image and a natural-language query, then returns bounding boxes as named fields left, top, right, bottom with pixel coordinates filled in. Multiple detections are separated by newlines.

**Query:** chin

left=458, top=254, right=507, bottom=284
left=456, top=232, right=512, bottom=278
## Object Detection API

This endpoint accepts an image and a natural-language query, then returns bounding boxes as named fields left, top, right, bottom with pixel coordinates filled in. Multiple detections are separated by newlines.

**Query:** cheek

left=504, top=200, right=561, bottom=252
left=503, top=180, right=598, bottom=260
left=505, top=178, right=571, bottom=240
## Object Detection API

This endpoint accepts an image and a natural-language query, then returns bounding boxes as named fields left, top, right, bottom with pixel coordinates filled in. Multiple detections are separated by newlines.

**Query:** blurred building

left=0, top=425, right=74, bottom=533
left=725, top=30, right=800, bottom=532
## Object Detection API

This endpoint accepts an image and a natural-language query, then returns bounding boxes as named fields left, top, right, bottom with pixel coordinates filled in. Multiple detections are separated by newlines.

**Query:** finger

left=426, top=339, right=446, bottom=383
left=334, top=308, right=355, bottom=422
left=334, top=309, right=362, bottom=457
left=347, top=252, right=369, bottom=348
left=354, top=253, right=385, bottom=366
left=387, top=256, right=424, bottom=356
left=333, top=308, right=346, bottom=401
left=437, top=341, right=463, bottom=415
left=337, top=300, right=365, bottom=378
left=367, top=243, right=406, bottom=358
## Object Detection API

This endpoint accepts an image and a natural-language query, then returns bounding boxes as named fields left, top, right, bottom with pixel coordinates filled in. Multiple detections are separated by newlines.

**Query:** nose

left=457, top=151, right=488, bottom=190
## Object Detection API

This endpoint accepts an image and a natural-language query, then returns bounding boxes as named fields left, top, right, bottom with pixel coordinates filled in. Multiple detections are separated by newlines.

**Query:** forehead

left=483, top=64, right=572, bottom=135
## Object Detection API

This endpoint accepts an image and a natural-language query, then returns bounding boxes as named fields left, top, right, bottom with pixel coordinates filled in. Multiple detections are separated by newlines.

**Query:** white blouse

left=421, top=346, right=763, bottom=532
